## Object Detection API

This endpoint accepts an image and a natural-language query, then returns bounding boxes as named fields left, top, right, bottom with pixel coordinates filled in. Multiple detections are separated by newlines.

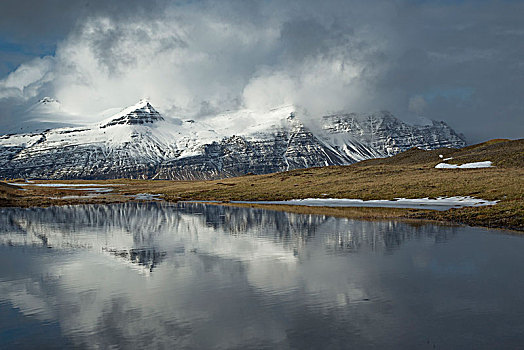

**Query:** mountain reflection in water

left=0, top=203, right=523, bottom=349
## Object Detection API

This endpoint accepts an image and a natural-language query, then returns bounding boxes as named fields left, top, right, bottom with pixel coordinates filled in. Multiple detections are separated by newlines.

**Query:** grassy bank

left=1, top=139, right=522, bottom=231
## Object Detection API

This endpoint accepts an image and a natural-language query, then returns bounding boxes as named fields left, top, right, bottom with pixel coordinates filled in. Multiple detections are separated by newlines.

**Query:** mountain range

left=0, top=99, right=466, bottom=180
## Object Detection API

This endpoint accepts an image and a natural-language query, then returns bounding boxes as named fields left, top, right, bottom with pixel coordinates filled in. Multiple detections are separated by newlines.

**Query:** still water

left=0, top=202, right=523, bottom=349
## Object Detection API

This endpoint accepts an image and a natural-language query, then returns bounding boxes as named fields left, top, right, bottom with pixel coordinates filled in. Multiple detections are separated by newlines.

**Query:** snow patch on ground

left=231, top=196, right=498, bottom=211
left=65, top=188, right=114, bottom=193
left=132, top=193, right=163, bottom=201
left=438, top=155, right=453, bottom=161
left=7, top=183, right=119, bottom=193
left=435, top=161, right=493, bottom=169
left=48, top=195, right=100, bottom=200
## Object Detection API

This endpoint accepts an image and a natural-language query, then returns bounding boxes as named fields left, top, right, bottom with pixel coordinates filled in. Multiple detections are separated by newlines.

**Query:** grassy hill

left=155, top=139, right=523, bottom=202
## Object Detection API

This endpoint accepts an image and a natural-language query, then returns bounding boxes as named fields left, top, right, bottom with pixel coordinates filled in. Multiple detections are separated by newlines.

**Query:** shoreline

left=1, top=190, right=521, bottom=233
left=180, top=201, right=524, bottom=233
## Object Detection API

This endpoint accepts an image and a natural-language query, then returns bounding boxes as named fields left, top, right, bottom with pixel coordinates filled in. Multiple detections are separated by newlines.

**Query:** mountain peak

left=38, top=97, right=60, bottom=105
left=29, top=96, right=61, bottom=113
left=100, top=100, right=164, bottom=128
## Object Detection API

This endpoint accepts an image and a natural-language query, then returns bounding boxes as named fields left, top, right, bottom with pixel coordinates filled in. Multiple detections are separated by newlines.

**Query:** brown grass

left=407, top=200, right=524, bottom=231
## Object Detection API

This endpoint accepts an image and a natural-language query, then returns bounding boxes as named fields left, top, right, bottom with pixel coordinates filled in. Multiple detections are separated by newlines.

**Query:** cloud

left=46, top=6, right=288, bottom=117
left=0, top=0, right=523, bottom=142
left=243, top=72, right=297, bottom=111
left=0, top=56, right=54, bottom=99
left=242, top=54, right=370, bottom=115
left=45, top=0, right=390, bottom=119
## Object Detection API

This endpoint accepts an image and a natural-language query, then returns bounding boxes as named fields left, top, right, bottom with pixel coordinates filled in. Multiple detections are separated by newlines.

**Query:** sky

left=0, top=0, right=522, bottom=143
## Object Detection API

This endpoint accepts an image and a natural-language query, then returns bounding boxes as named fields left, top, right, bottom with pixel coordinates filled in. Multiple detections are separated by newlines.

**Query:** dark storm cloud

left=0, top=0, right=522, bottom=142
left=0, top=0, right=168, bottom=40
left=372, top=0, right=524, bottom=141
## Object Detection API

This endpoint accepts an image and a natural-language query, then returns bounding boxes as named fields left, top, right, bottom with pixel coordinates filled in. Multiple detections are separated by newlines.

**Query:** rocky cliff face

left=322, top=111, right=465, bottom=156
left=0, top=101, right=466, bottom=180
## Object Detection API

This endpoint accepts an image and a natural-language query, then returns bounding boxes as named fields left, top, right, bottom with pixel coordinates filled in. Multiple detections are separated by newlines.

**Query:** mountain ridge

left=0, top=100, right=466, bottom=180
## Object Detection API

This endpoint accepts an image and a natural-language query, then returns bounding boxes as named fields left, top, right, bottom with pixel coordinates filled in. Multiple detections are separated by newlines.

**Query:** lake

left=1, top=202, right=523, bottom=349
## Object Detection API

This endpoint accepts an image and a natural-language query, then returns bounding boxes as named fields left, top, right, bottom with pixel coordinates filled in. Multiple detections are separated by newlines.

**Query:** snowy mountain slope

left=1, top=100, right=182, bottom=178
left=322, top=111, right=465, bottom=156
left=6, top=97, right=81, bottom=134
left=0, top=100, right=466, bottom=180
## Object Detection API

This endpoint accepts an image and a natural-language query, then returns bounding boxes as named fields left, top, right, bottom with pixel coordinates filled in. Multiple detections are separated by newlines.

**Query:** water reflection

left=0, top=203, right=523, bottom=349
left=0, top=202, right=453, bottom=254
left=102, top=247, right=167, bottom=273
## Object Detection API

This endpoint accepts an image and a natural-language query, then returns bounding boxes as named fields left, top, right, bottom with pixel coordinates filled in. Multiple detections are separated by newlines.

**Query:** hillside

left=358, top=138, right=524, bottom=168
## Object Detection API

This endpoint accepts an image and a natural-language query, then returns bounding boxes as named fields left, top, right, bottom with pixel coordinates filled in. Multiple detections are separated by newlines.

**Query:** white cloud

left=0, top=56, right=54, bottom=99
left=0, top=1, right=390, bottom=124
left=44, top=11, right=285, bottom=119
left=243, top=72, right=297, bottom=111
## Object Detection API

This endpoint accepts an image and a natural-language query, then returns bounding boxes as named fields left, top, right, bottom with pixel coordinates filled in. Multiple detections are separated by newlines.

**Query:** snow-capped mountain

left=0, top=100, right=466, bottom=180
left=6, top=97, right=79, bottom=134
left=322, top=111, right=466, bottom=156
